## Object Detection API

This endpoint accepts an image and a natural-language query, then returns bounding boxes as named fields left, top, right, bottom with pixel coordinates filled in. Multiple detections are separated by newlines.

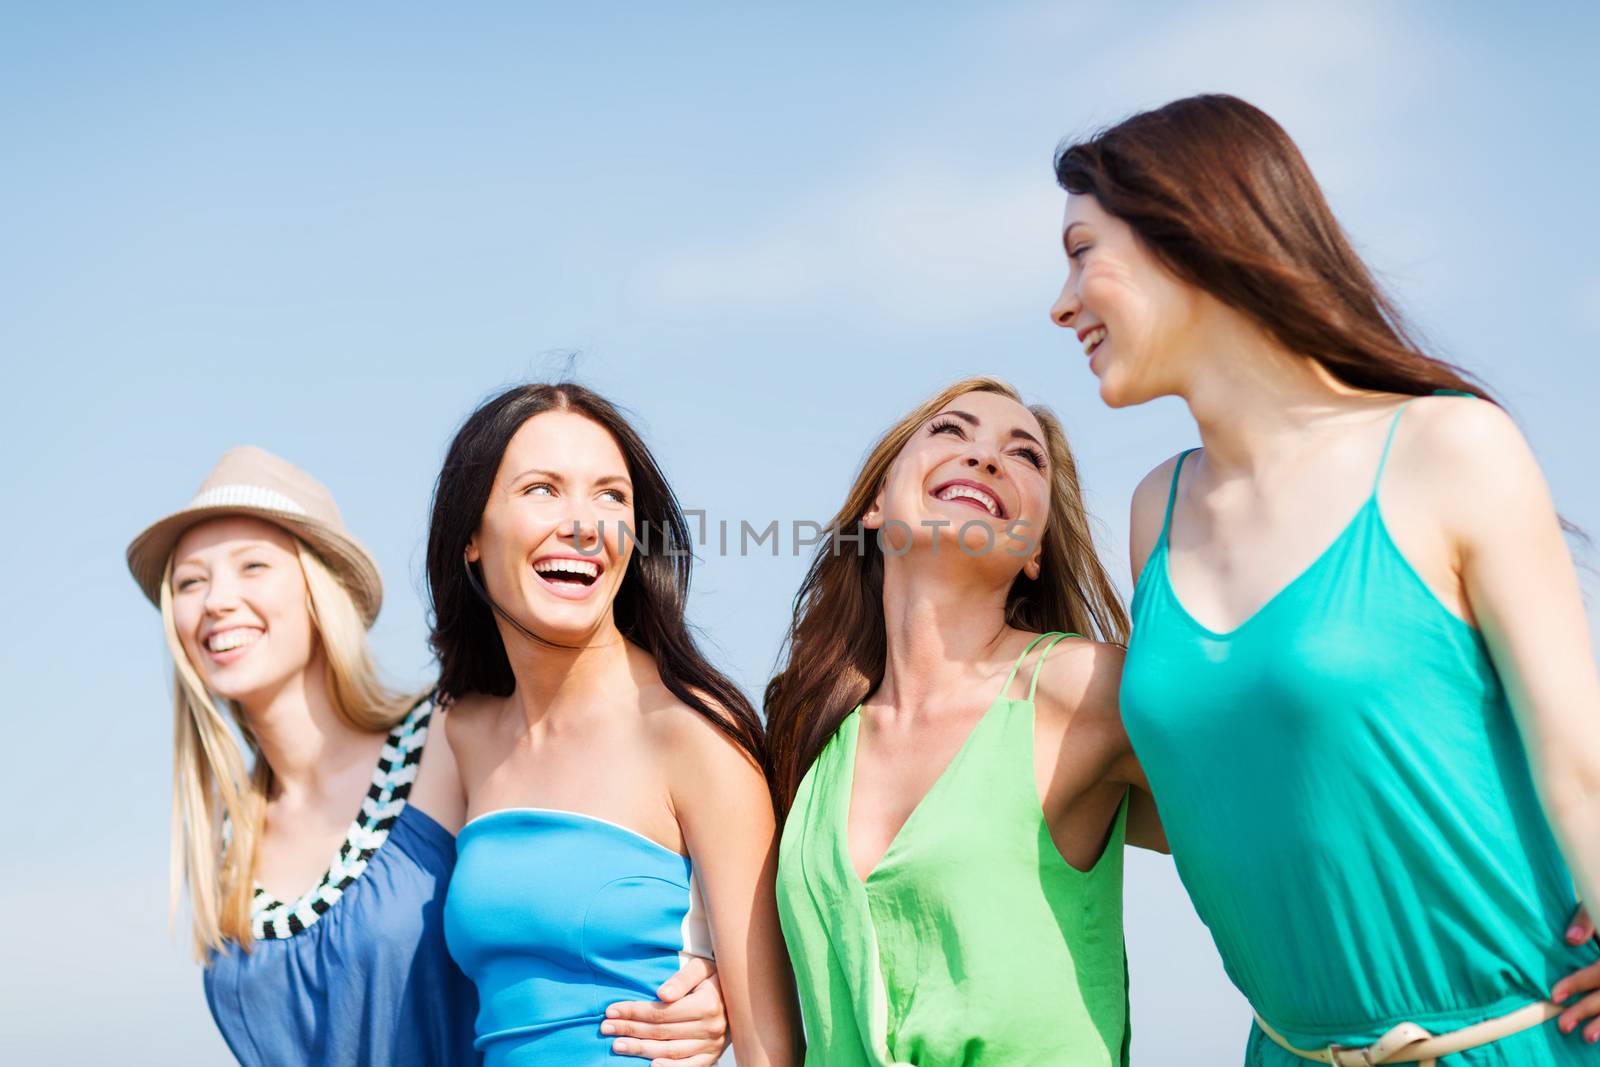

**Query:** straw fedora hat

left=126, top=446, right=384, bottom=627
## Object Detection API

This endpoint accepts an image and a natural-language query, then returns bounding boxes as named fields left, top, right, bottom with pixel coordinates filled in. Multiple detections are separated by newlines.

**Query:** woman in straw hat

left=127, top=445, right=735, bottom=1066
left=428, top=382, right=803, bottom=1066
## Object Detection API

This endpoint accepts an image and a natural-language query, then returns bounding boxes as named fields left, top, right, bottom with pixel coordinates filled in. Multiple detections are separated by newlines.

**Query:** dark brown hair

left=425, top=382, right=767, bottom=772
left=1054, top=93, right=1489, bottom=400
left=763, top=377, right=1129, bottom=815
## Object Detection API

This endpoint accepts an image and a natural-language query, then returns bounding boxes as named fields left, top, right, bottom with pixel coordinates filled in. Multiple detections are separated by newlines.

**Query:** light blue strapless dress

left=443, top=809, right=714, bottom=1065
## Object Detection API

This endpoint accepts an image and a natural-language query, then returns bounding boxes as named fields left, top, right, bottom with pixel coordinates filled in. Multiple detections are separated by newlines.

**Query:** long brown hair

left=763, top=377, right=1128, bottom=814
left=1054, top=93, right=1489, bottom=400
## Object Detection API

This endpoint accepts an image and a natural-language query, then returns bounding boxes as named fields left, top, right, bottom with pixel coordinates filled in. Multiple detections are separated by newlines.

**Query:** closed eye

left=1012, top=446, right=1047, bottom=471
left=928, top=417, right=965, bottom=438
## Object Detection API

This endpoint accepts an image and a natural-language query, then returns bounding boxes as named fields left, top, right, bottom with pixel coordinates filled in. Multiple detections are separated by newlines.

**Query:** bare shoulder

left=411, top=697, right=466, bottom=831
left=1395, top=395, right=1548, bottom=520
left=643, top=687, right=774, bottom=835
left=643, top=686, right=765, bottom=780
left=1403, top=394, right=1529, bottom=465
left=1030, top=636, right=1125, bottom=734
left=440, top=691, right=504, bottom=758
left=1130, top=451, right=1192, bottom=582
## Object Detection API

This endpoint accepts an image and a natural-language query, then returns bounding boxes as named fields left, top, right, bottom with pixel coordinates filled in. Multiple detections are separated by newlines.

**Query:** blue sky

left=3, top=3, right=1597, bottom=1062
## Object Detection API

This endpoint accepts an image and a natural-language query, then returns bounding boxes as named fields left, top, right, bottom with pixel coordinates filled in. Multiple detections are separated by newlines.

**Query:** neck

left=1179, top=315, right=1368, bottom=477
left=875, top=552, right=1013, bottom=715
left=500, top=615, right=636, bottom=730
left=238, top=652, right=375, bottom=801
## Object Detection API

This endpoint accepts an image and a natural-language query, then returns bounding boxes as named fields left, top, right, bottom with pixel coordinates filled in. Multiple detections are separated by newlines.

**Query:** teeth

left=1082, top=326, right=1107, bottom=355
left=936, top=484, right=1000, bottom=517
left=534, top=558, right=600, bottom=579
left=207, top=628, right=263, bottom=653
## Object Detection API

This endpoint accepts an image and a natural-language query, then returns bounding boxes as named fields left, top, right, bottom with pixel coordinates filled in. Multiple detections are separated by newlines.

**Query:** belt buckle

left=1324, top=1044, right=1375, bottom=1066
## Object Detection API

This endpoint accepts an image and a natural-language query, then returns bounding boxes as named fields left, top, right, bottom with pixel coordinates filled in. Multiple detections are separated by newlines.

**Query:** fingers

left=655, top=955, right=716, bottom=1003
left=1553, top=959, right=1600, bottom=1042
left=1558, top=990, right=1600, bottom=1044
left=1567, top=903, right=1597, bottom=946
left=604, top=987, right=721, bottom=1029
left=605, top=1033, right=724, bottom=1063
left=1554, top=959, right=1600, bottom=1004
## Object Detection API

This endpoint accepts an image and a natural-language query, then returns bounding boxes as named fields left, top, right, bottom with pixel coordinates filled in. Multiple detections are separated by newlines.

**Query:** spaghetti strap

left=1159, top=449, right=1200, bottom=547
left=1027, top=632, right=1080, bottom=703
left=1372, top=400, right=1416, bottom=496
left=1002, top=631, right=1058, bottom=696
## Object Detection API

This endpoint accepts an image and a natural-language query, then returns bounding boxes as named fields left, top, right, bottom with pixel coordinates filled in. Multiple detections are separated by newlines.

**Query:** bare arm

left=1034, top=639, right=1169, bottom=855
left=1415, top=402, right=1600, bottom=1033
left=668, top=711, right=804, bottom=1067
left=1424, top=403, right=1600, bottom=909
left=409, top=700, right=467, bottom=834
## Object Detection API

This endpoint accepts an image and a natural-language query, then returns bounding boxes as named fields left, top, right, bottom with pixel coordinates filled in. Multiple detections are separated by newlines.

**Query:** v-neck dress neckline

left=777, top=632, right=1132, bottom=1066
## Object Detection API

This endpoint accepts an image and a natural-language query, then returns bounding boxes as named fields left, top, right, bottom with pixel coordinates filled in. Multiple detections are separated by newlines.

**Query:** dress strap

left=1159, top=449, right=1200, bottom=547
left=1027, top=632, right=1081, bottom=703
left=1372, top=400, right=1416, bottom=495
left=1002, top=631, right=1059, bottom=696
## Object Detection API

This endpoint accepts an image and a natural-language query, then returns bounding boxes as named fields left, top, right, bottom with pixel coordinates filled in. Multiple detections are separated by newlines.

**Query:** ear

left=465, top=537, right=481, bottom=564
left=1023, top=546, right=1043, bottom=581
left=861, top=487, right=887, bottom=531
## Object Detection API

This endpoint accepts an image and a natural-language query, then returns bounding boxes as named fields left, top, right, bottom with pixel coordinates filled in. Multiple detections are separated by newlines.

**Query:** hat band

left=187, top=484, right=311, bottom=517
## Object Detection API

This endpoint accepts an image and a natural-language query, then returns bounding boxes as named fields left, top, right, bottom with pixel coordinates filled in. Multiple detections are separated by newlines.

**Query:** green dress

left=777, top=632, right=1131, bottom=1066
left=1120, top=402, right=1598, bottom=1064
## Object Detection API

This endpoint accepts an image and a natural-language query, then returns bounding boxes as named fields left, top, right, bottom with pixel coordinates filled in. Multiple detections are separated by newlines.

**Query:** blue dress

left=444, top=808, right=715, bottom=1065
left=203, top=699, right=480, bottom=1065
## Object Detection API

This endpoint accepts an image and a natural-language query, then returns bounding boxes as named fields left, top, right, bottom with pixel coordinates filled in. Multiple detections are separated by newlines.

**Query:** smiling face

left=467, top=409, right=635, bottom=646
left=1049, top=193, right=1203, bottom=407
left=864, top=389, right=1050, bottom=578
left=169, top=516, right=320, bottom=704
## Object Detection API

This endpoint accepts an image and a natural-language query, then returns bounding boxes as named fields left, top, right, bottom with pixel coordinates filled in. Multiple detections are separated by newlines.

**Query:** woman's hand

left=1553, top=903, right=1600, bottom=1043
left=603, top=955, right=729, bottom=1065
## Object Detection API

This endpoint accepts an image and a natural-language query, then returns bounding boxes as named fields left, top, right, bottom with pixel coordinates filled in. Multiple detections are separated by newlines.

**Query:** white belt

left=1254, top=1000, right=1563, bottom=1066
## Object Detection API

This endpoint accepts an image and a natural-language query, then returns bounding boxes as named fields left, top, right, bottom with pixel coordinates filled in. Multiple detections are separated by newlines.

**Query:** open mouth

left=1082, top=326, right=1107, bottom=357
left=533, top=557, right=603, bottom=589
left=930, top=480, right=1006, bottom=519
left=203, top=626, right=264, bottom=663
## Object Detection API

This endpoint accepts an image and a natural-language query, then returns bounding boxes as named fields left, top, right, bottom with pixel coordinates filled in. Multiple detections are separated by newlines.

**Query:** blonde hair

left=160, top=538, right=417, bottom=959
left=765, top=376, right=1130, bottom=811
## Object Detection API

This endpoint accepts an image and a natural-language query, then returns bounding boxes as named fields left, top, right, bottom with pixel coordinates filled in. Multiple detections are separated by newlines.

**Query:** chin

left=1096, top=366, right=1161, bottom=409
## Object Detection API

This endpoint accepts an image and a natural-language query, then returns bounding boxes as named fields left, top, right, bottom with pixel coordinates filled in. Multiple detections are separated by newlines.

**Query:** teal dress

left=1120, top=402, right=1597, bottom=1064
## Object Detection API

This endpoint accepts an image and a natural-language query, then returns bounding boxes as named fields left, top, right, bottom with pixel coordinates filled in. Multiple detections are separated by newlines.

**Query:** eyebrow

left=1062, top=221, right=1087, bottom=250
left=935, top=409, right=1046, bottom=449
left=509, top=467, right=632, bottom=488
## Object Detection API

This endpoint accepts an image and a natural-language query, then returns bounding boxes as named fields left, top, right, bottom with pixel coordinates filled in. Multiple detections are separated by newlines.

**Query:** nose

left=1050, top=276, right=1079, bottom=329
left=559, top=502, right=604, bottom=554
left=202, top=570, right=241, bottom=616
left=964, top=449, right=1001, bottom=478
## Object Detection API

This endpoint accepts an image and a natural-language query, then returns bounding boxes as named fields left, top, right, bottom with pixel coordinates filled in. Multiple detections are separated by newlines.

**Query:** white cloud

left=634, top=0, right=1431, bottom=334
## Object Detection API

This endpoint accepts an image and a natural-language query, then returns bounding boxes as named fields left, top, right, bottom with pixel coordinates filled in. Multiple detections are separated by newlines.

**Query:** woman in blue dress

left=430, top=382, right=804, bottom=1066
left=127, top=445, right=734, bottom=1065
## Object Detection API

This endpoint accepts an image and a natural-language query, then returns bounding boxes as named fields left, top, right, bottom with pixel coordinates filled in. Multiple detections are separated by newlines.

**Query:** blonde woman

left=127, top=446, right=733, bottom=1066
